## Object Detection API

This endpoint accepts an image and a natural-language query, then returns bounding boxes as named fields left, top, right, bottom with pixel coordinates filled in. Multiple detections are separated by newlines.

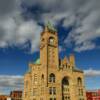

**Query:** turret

left=69, top=54, right=75, bottom=67
left=62, top=56, right=69, bottom=65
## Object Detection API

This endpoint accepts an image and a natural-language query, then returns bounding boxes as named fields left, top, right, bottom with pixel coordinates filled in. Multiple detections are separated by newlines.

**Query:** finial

left=69, top=54, right=75, bottom=67
left=63, top=56, right=69, bottom=64
left=44, top=21, right=57, bottom=32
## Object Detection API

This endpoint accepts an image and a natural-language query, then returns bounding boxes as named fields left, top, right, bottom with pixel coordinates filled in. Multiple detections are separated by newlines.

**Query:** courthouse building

left=23, top=23, right=86, bottom=100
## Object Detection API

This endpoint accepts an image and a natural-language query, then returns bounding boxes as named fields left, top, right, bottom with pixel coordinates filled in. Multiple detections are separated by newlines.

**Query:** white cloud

left=0, top=16, right=42, bottom=52
left=0, top=75, right=23, bottom=95
left=0, top=0, right=100, bottom=53
left=74, top=41, right=96, bottom=52
left=84, top=68, right=100, bottom=77
left=22, top=0, right=100, bottom=52
left=62, top=1, right=100, bottom=52
left=0, top=0, right=42, bottom=53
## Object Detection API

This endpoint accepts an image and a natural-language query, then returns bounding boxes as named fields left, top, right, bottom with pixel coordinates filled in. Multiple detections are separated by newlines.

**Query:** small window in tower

left=50, top=38, right=54, bottom=44
left=49, top=37, right=54, bottom=44
left=49, top=73, right=55, bottom=83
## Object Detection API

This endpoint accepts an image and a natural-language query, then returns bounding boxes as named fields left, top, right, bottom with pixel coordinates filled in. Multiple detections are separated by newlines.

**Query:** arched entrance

left=62, top=77, right=70, bottom=100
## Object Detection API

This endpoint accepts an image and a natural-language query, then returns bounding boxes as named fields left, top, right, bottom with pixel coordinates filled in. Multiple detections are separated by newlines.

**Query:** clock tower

left=40, top=22, right=59, bottom=68
left=24, top=22, right=87, bottom=100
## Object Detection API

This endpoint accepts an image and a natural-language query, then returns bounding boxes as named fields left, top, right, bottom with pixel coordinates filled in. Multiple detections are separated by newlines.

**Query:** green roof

left=35, top=58, right=40, bottom=64
left=25, top=58, right=40, bottom=74
left=46, top=21, right=57, bottom=32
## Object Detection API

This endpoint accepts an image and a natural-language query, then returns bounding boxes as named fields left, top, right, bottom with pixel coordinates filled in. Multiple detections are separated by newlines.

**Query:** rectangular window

left=33, top=88, right=37, bottom=96
left=50, top=98, right=53, bottom=100
left=49, top=87, right=52, bottom=94
left=53, top=87, right=56, bottom=95
left=34, top=74, right=38, bottom=84
left=49, top=87, right=56, bottom=95
left=79, top=89, right=83, bottom=96
left=54, top=98, right=56, bottom=100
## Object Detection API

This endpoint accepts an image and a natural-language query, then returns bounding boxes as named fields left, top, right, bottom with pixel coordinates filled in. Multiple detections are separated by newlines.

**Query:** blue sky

left=0, top=0, right=100, bottom=94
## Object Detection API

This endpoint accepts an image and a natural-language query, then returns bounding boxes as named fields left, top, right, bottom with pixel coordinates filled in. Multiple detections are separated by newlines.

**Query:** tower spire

left=69, top=54, right=75, bottom=67
left=44, top=21, right=57, bottom=32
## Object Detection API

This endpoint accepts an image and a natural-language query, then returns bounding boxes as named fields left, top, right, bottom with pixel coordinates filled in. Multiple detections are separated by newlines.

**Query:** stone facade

left=23, top=23, right=86, bottom=100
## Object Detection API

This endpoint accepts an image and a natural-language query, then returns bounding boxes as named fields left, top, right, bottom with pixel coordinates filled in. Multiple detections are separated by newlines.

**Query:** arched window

left=49, top=37, right=55, bottom=44
left=49, top=73, right=55, bottom=83
left=77, top=77, right=82, bottom=86
left=62, top=77, right=69, bottom=86
left=62, top=77, right=70, bottom=100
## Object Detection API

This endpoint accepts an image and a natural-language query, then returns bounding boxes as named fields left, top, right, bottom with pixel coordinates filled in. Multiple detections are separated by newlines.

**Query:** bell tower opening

left=49, top=37, right=54, bottom=44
